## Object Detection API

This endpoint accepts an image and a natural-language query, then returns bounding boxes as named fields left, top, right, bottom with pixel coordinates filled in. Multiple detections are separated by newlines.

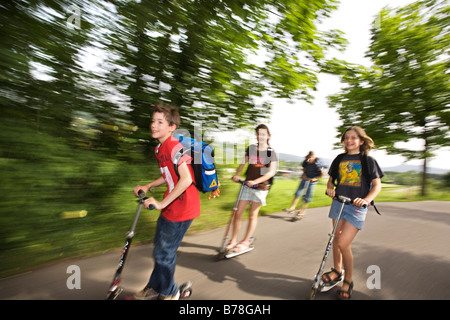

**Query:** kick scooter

left=308, top=195, right=367, bottom=300
left=106, top=190, right=149, bottom=300
left=106, top=190, right=192, bottom=300
left=217, top=179, right=257, bottom=260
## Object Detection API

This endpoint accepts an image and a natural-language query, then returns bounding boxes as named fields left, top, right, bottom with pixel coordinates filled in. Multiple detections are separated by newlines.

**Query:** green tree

left=328, top=0, right=450, bottom=196
left=108, top=0, right=345, bottom=134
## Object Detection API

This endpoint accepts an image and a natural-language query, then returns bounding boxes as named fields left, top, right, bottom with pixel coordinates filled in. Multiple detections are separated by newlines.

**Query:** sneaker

left=290, top=213, right=304, bottom=222
left=160, top=290, right=180, bottom=300
left=134, top=287, right=160, bottom=300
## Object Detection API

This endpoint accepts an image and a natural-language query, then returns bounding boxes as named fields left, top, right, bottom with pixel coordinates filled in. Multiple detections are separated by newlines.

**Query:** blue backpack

left=173, top=134, right=219, bottom=193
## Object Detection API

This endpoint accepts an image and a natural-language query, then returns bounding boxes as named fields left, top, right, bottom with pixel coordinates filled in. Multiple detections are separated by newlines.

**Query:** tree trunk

left=420, top=139, right=428, bottom=196
left=421, top=157, right=427, bottom=196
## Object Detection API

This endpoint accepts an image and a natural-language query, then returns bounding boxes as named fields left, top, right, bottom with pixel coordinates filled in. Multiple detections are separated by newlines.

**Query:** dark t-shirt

left=302, top=158, right=324, bottom=179
left=328, top=153, right=383, bottom=200
left=245, top=144, right=278, bottom=185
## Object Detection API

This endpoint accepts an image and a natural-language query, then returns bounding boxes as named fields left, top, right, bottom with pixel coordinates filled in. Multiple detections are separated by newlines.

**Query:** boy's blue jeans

left=147, top=216, right=193, bottom=297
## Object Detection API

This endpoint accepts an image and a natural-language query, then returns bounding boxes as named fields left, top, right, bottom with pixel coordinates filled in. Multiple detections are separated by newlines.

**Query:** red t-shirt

left=155, top=136, right=201, bottom=222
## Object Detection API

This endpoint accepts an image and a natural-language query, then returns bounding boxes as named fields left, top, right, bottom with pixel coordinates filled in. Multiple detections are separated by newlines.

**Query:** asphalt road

left=1, top=201, right=449, bottom=300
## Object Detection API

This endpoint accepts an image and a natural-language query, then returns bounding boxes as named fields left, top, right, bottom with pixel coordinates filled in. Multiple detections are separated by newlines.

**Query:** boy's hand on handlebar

left=144, top=197, right=161, bottom=210
left=134, top=185, right=149, bottom=197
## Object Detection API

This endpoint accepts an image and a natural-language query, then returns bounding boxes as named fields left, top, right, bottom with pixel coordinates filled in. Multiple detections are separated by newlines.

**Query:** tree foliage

left=1, top=0, right=346, bottom=154
left=328, top=0, right=450, bottom=195
left=0, top=0, right=345, bottom=276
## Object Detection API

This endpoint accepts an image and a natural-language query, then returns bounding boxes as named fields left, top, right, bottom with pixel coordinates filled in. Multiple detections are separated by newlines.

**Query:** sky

left=215, top=0, right=450, bottom=171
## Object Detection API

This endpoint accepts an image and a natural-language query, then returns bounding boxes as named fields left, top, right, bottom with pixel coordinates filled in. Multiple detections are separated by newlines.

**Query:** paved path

left=1, top=201, right=449, bottom=300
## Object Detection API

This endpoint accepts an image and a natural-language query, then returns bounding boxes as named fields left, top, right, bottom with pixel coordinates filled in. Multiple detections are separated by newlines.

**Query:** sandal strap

left=337, top=281, right=354, bottom=299
left=237, top=240, right=250, bottom=247
left=330, top=268, right=342, bottom=277
left=322, top=268, right=342, bottom=283
left=234, top=240, right=250, bottom=251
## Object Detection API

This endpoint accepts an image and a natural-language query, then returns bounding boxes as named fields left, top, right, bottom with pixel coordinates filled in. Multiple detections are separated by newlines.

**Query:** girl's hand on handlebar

left=246, top=180, right=257, bottom=188
left=353, top=197, right=369, bottom=208
left=326, top=188, right=335, bottom=198
left=231, top=175, right=241, bottom=183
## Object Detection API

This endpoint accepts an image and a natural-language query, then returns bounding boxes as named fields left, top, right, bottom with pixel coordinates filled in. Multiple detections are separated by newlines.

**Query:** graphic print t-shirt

left=328, top=153, right=383, bottom=201
left=338, top=158, right=362, bottom=187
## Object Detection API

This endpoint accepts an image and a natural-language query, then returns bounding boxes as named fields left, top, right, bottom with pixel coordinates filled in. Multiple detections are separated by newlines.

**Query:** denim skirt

left=328, top=199, right=368, bottom=230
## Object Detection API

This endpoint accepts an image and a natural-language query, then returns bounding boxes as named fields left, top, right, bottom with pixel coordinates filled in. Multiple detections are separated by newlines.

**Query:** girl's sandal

left=337, top=280, right=354, bottom=300
left=322, top=268, right=343, bottom=285
left=226, top=241, right=237, bottom=251
left=234, top=240, right=250, bottom=253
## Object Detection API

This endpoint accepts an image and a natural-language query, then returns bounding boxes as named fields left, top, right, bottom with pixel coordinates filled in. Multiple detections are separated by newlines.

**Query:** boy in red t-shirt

left=133, top=104, right=200, bottom=300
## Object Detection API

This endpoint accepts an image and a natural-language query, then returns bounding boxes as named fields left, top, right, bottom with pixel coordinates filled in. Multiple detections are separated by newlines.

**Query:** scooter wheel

left=106, top=287, right=123, bottom=300
left=308, top=287, right=317, bottom=300
left=181, top=288, right=192, bottom=299
left=216, top=252, right=226, bottom=261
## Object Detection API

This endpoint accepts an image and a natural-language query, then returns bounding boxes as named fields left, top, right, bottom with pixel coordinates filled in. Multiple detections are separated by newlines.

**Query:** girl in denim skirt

left=324, top=126, right=383, bottom=299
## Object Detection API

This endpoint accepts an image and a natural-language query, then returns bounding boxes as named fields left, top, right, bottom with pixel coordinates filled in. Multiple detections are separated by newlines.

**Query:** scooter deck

left=224, top=245, right=255, bottom=259
left=320, top=276, right=344, bottom=293
left=121, top=281, right=193, bottom=300
left=290, top=212, right=304, bottom=222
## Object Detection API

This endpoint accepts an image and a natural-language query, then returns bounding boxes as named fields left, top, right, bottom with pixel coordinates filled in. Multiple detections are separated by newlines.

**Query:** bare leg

left=331, top=219, right=344, bottom=276
left=287, top=197, right=300, bottom=211
left=298, top=202, right=309, bottom=215
left=242, top=201, right=262, bottom=243
left=334, top=221, right=359, bottom=298
left=230, top=200, right=250, bottom=244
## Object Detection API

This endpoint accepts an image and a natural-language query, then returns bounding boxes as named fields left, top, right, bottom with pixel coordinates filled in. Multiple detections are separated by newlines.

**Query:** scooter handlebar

left=236, top=179, right=258, bottom=189
left=138, top=189, right=146, bottom=198
left=137, top=189, right=155, bottom=210
left=326, top=192, right=367, bottom=208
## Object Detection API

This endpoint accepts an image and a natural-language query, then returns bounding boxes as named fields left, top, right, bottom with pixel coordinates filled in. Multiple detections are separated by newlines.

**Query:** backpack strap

left=361, top=152, right=381, bottom=215
left=173, top=147, right=191, bottom=178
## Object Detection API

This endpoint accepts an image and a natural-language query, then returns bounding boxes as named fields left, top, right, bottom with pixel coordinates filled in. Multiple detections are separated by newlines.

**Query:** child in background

left=133, top=104, right=200, bottom=300
left=284, top=151, right=324, bottom=221
left=324, top=126, right=383, bottom=300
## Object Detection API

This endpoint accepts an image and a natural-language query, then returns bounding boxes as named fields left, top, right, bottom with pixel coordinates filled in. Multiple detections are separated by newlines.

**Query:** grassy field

left=1, top=175, right=448, bottom=279
left=190, top=177, right=450, bottom=233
